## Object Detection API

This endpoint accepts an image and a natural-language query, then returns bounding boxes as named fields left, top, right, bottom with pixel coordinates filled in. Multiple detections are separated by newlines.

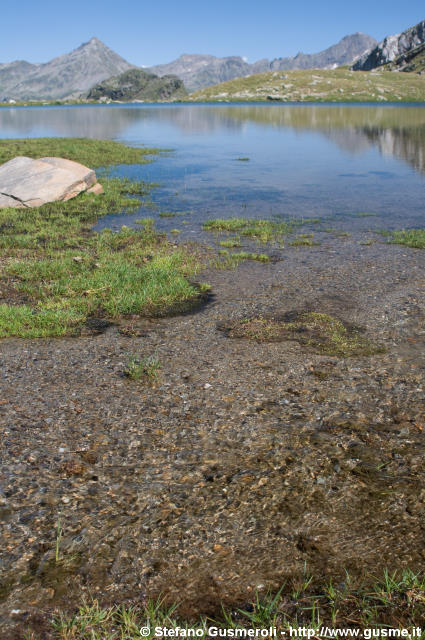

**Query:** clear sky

left=1, top=0, right=424, bottom=67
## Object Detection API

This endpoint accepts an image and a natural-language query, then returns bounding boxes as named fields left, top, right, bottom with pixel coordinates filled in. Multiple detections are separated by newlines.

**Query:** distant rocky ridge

left=270, top=33, right=377, bottom=71
left=149, top=34, right=377, bottom=92
left=0, top=38, right=135, bottom=101
left=87, top=68, right=187, bottom=102
left=0, top=32, right=378, bottom=101
left=353, top=19, right=425, bottom=71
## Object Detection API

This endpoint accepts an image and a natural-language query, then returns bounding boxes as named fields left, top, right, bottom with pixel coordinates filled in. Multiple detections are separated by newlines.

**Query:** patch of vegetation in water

left=235, top=157, right=250, bottom=161
left=216, top=250, right=270, bottom=267
left=0, top=137, right=159, bottom=168
left=289, top=234, right=319, bottom=247
left=204, top=217, right=318, bottom=244
left=124, top=354, right=162, bottom=382
left=388, top=228, right=425, bottom=249
left=219, top=237, right=242, bottom=248
left=219, top=311, right=385, bottom=357
left=0, top=139, right=204, bottom=338
left=48, top=569, right=425, bottom=638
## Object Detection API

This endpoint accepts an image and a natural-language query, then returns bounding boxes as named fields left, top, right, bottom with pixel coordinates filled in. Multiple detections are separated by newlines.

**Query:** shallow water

left=1, top=102, right=425, bottom=235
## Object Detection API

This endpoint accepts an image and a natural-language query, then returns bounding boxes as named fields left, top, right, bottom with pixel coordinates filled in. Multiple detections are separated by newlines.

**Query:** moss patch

left=219, top=311, right=384, bottom=357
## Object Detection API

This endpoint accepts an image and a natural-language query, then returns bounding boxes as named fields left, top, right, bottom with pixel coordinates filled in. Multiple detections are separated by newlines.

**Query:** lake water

left=1, top=102, right=424, bottom=235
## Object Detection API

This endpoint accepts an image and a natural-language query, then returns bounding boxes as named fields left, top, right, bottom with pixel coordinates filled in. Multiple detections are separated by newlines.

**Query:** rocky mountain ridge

left=0, top=33, right=378, bottom=100
left=149, top=34, right=377, bottom=92
left=353, top=18, right=425, bottom=71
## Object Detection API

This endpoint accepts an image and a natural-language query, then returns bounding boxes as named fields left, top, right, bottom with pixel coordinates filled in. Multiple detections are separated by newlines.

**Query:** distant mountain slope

left=149, top=34, right=377, bottom=92
left=0, top=38, right=135, bottom=100
left=87, top=68, right=187, bottom=101
left=353, top=19, right=425, bottom=71
left=149, top=54, right=253, bottom=92
left=270, top=33, right=377, bottom=70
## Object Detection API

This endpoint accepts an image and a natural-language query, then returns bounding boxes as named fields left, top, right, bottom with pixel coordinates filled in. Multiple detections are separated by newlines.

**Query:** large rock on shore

left=0, top=156, right=102, bottom=208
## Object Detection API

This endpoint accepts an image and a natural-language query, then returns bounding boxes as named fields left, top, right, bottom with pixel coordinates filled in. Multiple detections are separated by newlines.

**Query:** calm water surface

left=1, top=103, right=424, bottom=234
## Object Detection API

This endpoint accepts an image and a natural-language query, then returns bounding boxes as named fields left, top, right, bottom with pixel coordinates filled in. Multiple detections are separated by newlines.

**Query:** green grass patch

left=124, top=354, right=162, bottom=382
left=389, top=228, right=425, bottom=249
left=219, top=311, right=384, bottom=357
left=219, top=237, right=242, bottom=248
left=0, top=139, right=203, bottom=338
left=0, top=137, right=158, bottom=167
left=289, top=234, right=319, bottom=247
left=216, top=249, right=270, bottom=268
left=235, top=157, right=250, bottom=161
left=46, top=569, right=425, bottom=638
left=204, top=217, right=316, bottom=244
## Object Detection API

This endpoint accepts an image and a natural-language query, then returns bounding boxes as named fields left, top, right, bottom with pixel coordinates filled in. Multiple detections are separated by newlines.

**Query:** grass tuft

left=204, top=217, right=317, bottom=244
left=124, top=354, right=162, bottom=382
left=389, top=228, right=425, bottom=249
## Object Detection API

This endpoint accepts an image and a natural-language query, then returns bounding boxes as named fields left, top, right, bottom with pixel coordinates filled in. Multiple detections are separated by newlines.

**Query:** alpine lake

left=1, top=103, right=425, bottom=636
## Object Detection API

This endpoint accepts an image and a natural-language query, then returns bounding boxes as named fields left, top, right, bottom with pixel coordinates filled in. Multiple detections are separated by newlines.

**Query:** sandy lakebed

left=1, top=228, right=424, bottom=637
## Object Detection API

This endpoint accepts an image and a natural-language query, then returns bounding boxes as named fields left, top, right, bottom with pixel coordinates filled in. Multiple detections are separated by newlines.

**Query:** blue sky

left=1, top=0, right=424, bottom=66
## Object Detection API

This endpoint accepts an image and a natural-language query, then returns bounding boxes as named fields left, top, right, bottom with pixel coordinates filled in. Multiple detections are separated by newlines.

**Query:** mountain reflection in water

left=0, top=103, right=424, bottom=228
left=1, top=104, right=425, bottom=174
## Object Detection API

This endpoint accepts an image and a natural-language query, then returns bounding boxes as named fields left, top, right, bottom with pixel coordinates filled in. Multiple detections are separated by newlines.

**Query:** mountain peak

left=0, top=38, right=134, bottom=100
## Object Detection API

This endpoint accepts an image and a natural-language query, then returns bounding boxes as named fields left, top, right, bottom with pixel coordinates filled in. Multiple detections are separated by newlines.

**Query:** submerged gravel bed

left=1, top=236, right=424, bottom=637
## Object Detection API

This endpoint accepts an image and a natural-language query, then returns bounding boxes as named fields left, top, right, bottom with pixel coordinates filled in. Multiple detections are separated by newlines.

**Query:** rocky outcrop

left=353, top=19, right=425, bottom=71
left=0, top=38, right=135, bottom=101
left=87, top=68, right=187, bottom=102
left=0, top=156, right=102, bottom=208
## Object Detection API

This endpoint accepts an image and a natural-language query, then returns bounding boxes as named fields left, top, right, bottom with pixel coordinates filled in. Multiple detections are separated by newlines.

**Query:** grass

left=0, top=139, right=204, bottom=338
left=190, top=68, right=425, bottom=102
left=124, top=354, right=162, bottom=382
left=289, top=234, right=319, bottom=247
left=0, top=137, right=158, bottom=167
left=219, top=311, right=384, bottom=357
left=204, top=217, right=318, bottom=244
left=235, top=157, right=250, bottom=161
left=219, top=237, right=242, bottom=248
left=34, top=569, right=425, bottom=638
left=216, top=249, right=271, bottom=267
left=389, top=228, right=425, bottom=249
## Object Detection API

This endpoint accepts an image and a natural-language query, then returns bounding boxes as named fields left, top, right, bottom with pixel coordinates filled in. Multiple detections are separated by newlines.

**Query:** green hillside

left=189, top=68, right=425, bottom=102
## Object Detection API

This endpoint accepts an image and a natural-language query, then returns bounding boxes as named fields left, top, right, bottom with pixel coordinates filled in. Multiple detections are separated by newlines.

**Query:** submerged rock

left=0, top=155, right=101, bottom=207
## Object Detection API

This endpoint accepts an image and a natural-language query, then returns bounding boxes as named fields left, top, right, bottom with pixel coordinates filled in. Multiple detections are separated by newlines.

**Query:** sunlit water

left=1, top=102, right=424, bottom=235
